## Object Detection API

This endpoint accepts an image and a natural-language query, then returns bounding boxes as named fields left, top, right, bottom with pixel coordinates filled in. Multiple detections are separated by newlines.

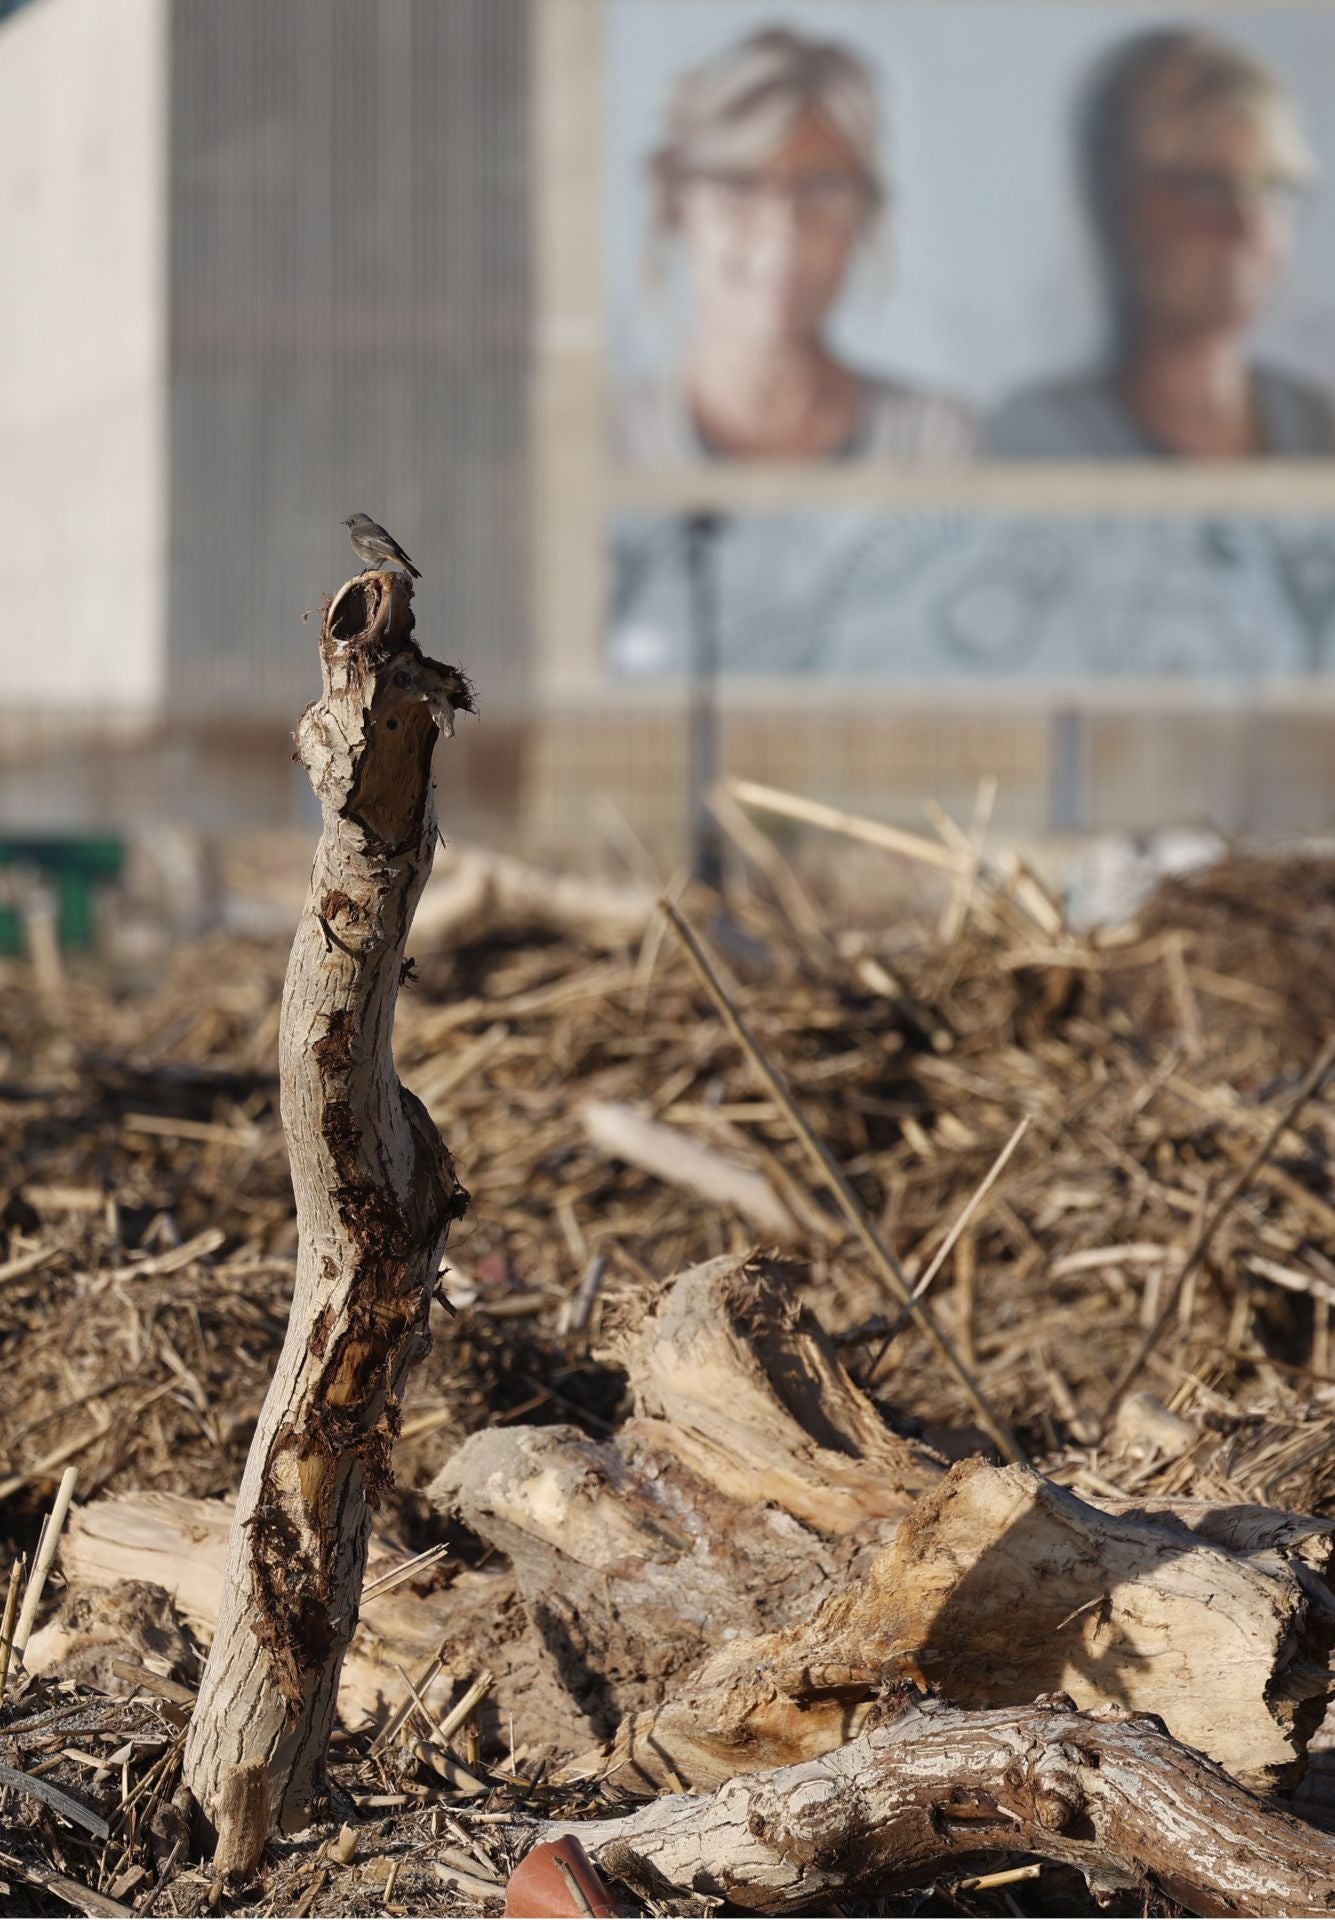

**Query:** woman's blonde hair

left=648, top=24, right=885, bottom=235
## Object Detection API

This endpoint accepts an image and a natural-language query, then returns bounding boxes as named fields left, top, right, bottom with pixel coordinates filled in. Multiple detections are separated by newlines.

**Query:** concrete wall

left=1, top=0, right=167, bottom=711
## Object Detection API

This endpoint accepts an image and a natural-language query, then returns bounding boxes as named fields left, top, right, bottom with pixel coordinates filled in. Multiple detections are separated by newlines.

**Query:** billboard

left=606, top=2, right=1335, bottom=466
left=529, top=0, right=1335, bottom=785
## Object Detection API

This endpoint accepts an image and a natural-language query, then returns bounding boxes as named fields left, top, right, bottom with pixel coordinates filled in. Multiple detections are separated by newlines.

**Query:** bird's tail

left=406, top=559, right=422, bottom=580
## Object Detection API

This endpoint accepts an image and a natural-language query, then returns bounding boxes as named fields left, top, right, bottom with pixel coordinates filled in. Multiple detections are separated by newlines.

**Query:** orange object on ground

left=503, top=1835, right=622, bottom=1917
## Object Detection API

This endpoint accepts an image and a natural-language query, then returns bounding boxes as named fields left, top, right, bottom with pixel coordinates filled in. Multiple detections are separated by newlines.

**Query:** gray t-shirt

left=984, top=362, right=1335, bottom=460
left=612, top=368, right=976, bottom=465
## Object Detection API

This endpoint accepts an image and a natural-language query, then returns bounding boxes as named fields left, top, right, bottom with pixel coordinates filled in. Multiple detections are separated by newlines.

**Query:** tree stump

left=183, top=570, right=472, bottom=1837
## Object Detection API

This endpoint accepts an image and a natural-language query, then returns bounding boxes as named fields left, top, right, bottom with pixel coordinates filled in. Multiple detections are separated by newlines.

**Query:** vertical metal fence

left=167, top=0, right=532, bottom=720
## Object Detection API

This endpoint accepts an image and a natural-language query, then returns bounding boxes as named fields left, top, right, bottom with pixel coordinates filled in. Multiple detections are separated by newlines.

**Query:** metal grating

left=166, top=0, right=531, bottom=722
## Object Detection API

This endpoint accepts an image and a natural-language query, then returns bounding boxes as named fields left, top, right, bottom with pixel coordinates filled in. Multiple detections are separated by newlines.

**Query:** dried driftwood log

left=45, top=1247, right=1335, bottom=1827
left=182, top=571, right=472, bottom=1836
left=541, top=1692, right=1335, bottom=1917
left=431, top=1255, right=941, bottom=1734
left=32, top=1486, right=600, bottom=1763
left=432, top=1423, right=840, bottom=1737
left=879, top=1465, right=1335, bottom=1790
left=618, top=1254, right=943, bottom=1533
left=584, top=1456, right=1335, bottom=1793
left=30, top=1492, right=444, bottom=1725
left=437, top=1255, right=1334, bottom=1797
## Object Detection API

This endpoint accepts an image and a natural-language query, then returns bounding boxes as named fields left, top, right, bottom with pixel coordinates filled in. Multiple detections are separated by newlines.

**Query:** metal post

left=685, top=511, right=725, bottom=888
left=1049, top=705, right=1084, bottom=835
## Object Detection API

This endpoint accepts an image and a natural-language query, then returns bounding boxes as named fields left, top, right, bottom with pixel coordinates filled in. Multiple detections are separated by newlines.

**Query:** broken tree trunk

left=182, top=571, right=472, bottom=1836
left=540, top=1693, right=1335, bottom=1917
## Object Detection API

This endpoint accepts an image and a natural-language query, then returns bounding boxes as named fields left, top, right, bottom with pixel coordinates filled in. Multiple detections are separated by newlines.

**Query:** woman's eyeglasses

left=685, top=167, right=879, bottom=224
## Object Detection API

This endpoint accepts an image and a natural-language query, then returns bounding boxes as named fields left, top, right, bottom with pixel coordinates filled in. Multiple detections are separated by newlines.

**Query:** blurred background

left=6, top=0, right=1335, bottom=960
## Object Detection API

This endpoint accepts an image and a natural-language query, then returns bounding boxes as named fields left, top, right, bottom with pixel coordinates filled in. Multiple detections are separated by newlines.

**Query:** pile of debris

left=4, top=803, right=1335, bottom=1915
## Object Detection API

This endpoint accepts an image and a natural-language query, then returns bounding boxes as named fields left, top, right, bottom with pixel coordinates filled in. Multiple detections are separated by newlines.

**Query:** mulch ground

left=4, top=841, right=1335, bottom=1916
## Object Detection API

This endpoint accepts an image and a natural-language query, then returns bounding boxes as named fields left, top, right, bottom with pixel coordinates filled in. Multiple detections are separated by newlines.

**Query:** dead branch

left=181, top=571, right=472, bottom=1835
left=581, top=1103, right=799, bottom=1241
left=541, top=1692, right=1335, bottom=1917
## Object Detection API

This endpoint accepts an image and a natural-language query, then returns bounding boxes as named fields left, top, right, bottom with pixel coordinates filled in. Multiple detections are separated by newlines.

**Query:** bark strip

left=183, top=571, right=472, bottom=1835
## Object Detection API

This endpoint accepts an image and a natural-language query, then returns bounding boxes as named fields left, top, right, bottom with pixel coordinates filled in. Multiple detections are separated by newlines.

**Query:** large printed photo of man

left=987, top=28, right=1335, bottom=458
left=610, top=17, right=973, bottom=463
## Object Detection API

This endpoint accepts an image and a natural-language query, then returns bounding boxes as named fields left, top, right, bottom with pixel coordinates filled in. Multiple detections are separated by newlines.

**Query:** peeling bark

left=183, top=571, right=472, bottom=1835
left=212, top=1761, right=268, bottom=1882
left=541, top=1693, right=1335, bottom=1917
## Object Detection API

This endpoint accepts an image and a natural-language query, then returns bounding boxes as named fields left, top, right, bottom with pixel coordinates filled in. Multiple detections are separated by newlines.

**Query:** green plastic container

left=0, top=837, right=125, bottom=954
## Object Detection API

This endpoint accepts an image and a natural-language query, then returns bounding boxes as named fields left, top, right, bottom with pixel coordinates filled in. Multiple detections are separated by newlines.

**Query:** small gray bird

left=344, top=512, right=421, bottom=579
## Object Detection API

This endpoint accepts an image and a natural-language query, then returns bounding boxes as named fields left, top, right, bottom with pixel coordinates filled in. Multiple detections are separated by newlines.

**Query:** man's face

left=1122, top=107, right=1300, bottom=337
left=677, top=109, right=873, bottom=346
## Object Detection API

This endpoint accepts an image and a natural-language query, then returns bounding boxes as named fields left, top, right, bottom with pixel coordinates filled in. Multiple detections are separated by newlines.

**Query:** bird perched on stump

left=344, top=512, right=421, bottom=579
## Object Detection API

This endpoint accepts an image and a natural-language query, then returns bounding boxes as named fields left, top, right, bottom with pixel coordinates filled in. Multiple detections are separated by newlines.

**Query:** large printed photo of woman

left=610, top=23, right=974, bottom=464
